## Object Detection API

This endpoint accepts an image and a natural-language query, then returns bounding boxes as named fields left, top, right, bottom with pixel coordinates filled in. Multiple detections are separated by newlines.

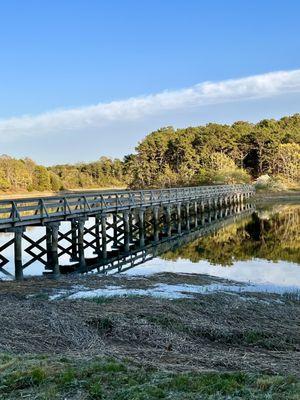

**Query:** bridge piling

left=45, top=225, right=53, bottom=268
left=47, top=222, right=60, bottom=277
left=123, top=210, right=130, bottom=253
left=177, top=203, right=182, bottom=234
left=94, top=216, right=101, bottom=255
left=101, top=213, right=107, bottom=259
left=77, top=219, right=86, bottom=272
left=165, top=205, right=172, bottom=237
left=186, top=202, right=190, bottom=231
left=14, top=228, right=23, bottom=281
left=138, top=209, right=145, bottom=247
left=194, top=201, right=198, bottom=228
left=153, top=206, right=160, bottom=242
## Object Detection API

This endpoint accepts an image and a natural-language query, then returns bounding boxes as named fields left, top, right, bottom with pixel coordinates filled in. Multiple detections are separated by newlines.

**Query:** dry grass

left=0, top=273, right=299, bottom=377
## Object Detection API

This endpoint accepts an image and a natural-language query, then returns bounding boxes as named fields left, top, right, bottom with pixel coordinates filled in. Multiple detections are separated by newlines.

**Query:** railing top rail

left=0, top=184, right=254, bottom=205
left=0, top=184, right=255, bottom=229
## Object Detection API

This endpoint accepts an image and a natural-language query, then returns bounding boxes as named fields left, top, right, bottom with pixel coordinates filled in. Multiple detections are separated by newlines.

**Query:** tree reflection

left=162, top=205, right=300, bottom=266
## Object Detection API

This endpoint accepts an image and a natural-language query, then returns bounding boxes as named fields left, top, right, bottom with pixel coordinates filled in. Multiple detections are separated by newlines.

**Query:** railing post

left=64, top=198, right=68, bottom=215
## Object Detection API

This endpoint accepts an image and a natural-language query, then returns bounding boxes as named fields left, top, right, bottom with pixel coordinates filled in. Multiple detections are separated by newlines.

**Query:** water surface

left=0, top=202, right=299, bottom=294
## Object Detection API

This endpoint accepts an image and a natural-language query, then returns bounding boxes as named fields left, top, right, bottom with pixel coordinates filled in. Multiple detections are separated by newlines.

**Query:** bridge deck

left=0, top=184, right=254, bottom=230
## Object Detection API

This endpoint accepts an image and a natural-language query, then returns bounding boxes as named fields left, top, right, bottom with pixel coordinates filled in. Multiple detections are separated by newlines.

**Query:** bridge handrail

left=0, top=184, right=254, bottom=227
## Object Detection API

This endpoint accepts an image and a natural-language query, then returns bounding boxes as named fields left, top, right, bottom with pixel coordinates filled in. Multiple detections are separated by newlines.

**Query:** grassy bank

left=255, top=189, right=300, bottom=201
left=0, top=354, right=299, bottom=400
left=0, top=186, right=127, bottom=200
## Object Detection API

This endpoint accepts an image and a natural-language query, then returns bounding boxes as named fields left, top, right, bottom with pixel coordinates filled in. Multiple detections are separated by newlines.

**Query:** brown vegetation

left=0, top=273, right=299, bottom=377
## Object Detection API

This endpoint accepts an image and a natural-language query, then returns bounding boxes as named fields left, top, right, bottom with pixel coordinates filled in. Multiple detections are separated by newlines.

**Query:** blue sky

left=0, top=0, right=300, bottom=164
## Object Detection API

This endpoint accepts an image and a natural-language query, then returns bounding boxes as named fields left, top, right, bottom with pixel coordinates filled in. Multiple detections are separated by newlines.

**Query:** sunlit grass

left=0, top=354, right=299, bottom=399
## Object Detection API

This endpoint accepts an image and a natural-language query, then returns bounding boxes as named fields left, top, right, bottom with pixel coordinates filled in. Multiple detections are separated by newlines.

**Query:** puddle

left=52, top=282, right=300, bottom=301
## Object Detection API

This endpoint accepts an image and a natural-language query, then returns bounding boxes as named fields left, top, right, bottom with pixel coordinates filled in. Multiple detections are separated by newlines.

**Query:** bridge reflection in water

left=72, top=203, right=255, bottom=276
left=0, top=198, right=255, bottom=280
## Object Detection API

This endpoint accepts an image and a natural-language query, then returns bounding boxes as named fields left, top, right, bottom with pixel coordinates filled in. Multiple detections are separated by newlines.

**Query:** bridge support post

left=194, top=201, right=198, bottom=228
left=129, top=212, right=134, bottom=243
left=186, top=202, right=190, bottom=231
left=219, top=197, right=223, bottom=208
left=77, top=219, right=86, bottom=272
left=101, top=213, right=107, bottom=259
left=214, top=209, right=218, bottom=220
left=94, top=216, right=101, bottom=255
left=123, top=210, right=130, bottom=253
left=14, top=227, right=24, bottom=281
left=47, top=222, right=60, bottom=277
left=112, top=214, right=118, bottom=248
left=46, top=225, right=53, bottom=267
left=201, top=214, right=205, bottom=225
left=70, top=221, right=78, bottom=261
left=165, top=205, right=172, bottom=237
left=138, top=209, right=145, bottom=247
left=177, top=203, right=182, bottom=234
left=208, top=211, right=212, bottom=223
left=153, top=206, right=160, bottom=242
left=200, top=201, right=205, bottom=213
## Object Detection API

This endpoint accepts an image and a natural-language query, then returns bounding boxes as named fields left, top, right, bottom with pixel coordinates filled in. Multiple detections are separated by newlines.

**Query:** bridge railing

left=0, top=184, right=254, bottom=228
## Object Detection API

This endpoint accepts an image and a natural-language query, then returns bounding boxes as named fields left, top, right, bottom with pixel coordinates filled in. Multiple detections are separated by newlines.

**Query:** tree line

left=128, top=114, right=300, bottom=188
left=0, top=114, right=299, bottom=192
left=0, top=156, right=125, bottom=192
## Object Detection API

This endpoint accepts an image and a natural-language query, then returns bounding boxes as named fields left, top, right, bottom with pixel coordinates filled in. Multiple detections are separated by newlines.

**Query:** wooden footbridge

left=0, top=184, right=254, bottom=280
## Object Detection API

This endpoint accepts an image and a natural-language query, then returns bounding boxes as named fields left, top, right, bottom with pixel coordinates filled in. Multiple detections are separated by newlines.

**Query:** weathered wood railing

left=0, top=184, right=254, bottom=229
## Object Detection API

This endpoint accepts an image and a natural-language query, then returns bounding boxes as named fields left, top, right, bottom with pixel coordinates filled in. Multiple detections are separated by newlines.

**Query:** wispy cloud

left=1, top=69, right=300, bottom=142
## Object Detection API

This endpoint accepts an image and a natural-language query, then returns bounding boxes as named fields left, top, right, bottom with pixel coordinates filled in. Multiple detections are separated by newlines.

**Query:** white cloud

left=1, top=69, right=300, bottom=142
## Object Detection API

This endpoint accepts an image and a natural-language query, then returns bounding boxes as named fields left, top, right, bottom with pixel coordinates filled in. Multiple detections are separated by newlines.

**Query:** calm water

left=126, top=203, right=300, bottom=290
left=0, top=202, right=299, bottom=293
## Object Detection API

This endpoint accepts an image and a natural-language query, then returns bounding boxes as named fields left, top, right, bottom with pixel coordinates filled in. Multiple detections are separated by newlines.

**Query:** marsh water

left=0, top=201, right=299, bottom=294
left=128, top=202, right=300, bottom=294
